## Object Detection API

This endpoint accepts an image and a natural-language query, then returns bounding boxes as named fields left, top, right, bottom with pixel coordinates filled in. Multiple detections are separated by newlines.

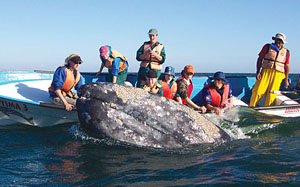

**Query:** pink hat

left=99, top=46, right=109, bottom=56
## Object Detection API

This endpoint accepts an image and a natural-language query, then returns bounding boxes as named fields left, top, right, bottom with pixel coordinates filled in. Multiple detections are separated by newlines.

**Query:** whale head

left=76, top=82, right=230, bottom=148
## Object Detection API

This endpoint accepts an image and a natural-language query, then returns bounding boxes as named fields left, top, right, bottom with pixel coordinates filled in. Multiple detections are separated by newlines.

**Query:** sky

left=1, top=0, right=300, bottom=73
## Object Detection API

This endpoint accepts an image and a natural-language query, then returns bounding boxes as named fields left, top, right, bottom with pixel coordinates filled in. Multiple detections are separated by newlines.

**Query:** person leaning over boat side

left=158, top=66, right=182, bottom=102
left=48, top=54, right=83, bottom=111
left=201, top=72, right=233, bottom=115
left=136, top=28, right=166, bottom=87
left=96, top=45, right=129, bottom=84
left=250, top=33, right=290, bottom=107
left=142, top=69, right=162, bottom=95
left=176, top=65, right=206, bottom=113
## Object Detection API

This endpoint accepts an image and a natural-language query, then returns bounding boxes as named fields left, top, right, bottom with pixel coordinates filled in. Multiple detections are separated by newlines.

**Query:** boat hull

left=0, top=97, right=78, bottom=127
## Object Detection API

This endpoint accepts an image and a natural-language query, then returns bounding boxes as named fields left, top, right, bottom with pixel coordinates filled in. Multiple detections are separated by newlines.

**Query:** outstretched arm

left=96, top=63, right=105, bottom=76
left=184, top=97, right=207, bottom=113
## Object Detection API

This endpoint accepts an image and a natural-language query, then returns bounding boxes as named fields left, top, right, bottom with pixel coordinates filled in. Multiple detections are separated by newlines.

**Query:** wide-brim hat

left=164, top=66, right=175, bottom=77
left=211, top=71, right=226, bottom=81
left=272, top=33, right=287, bottom=44
left=65, top=54, right=82, bottom=64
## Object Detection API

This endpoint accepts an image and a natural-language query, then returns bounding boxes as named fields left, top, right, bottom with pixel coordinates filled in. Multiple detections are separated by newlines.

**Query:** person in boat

left=142, top=69, right=162, bottom=95
left=176, top=65, right=206, bottom=113
left=158, top=66, right=181, bottom=102
left=49, top=54, right=83, bottom=111
left=250, top=33, right=290, bottom=107
left=96, top=45, right=129, bottom=84
left=201, top=71, right=233, bottom=115
left=136, top=28, right=166, bottom=87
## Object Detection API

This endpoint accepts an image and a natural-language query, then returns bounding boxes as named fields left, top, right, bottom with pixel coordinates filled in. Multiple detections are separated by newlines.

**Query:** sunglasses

left=186, top=72, right=194, bottom=76
left=71, top=60, right=82, bottom=64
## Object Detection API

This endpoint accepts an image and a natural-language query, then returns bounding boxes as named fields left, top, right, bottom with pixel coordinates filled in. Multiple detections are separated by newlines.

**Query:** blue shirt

left=49, top=65, right=83, bottom=97
left=105, top=45, right=129, bottom=76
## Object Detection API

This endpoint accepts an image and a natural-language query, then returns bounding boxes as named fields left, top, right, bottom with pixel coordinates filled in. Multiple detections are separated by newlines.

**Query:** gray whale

left=76, top=82, right=230, bottom=148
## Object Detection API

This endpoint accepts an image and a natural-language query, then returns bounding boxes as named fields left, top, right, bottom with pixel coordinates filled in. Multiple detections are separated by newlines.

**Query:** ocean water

left=1, top=106, right=300, bottom=186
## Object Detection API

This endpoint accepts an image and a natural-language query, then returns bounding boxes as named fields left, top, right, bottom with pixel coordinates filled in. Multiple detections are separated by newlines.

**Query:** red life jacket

left=176, top=76, right=193, bottom=105
left=160, top=79, right=177, bottom=99
left=204, top=82, right=229, bottom=108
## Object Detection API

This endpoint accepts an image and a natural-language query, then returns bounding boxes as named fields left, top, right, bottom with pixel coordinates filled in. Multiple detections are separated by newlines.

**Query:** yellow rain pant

left=250, top=68, right=285, bottom=107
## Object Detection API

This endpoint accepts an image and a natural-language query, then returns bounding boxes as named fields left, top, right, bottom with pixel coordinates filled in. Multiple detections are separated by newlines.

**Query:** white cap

left=272, top=33, right=287, bottom=44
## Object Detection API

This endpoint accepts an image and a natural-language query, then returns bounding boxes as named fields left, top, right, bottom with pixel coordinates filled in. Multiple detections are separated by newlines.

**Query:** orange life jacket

left=262, top=45, right=288, bottom=73
left=176, top=77, right=193, bottom=105
left=205, top=82, right=229, bottom=108
left=140, top=42, right=163, bottom=70
left=104, top=49, right=128, bottom=73
left=160, top=79, right=177, bottom=99
left=49, top=65, right=81, bottom=98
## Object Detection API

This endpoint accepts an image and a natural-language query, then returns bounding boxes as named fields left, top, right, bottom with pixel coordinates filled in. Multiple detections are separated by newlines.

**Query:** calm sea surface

left=1, top=74, right=300, bottom=186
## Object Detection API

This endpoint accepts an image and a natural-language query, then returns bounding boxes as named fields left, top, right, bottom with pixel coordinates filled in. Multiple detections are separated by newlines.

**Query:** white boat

left=0, top=71, right=138, bottom=127
left=0, top=71, right=299, bottom=127
left=249, top=91, right=300, bottom=118
left=192, top=74, right=300, bottom=118
left=0, top=71, right=77, bottom=126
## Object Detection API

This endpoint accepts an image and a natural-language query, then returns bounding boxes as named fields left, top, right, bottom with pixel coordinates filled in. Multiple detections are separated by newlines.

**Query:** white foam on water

left=204, top=107, right=250, bottom=140
left=68, top=124, right=113, bottom=145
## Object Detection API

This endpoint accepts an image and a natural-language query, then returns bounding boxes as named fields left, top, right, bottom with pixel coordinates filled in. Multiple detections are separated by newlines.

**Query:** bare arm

left=112, top=76, right=117, bottom=84
left=256, top=57, right=263, bottom=80
left=184, top=97, right=207, bottom=113
left=284, top=64, right=290, bottom=88
left=176, top=97, right=183, bottom=104
left=206, top=104, right=222, bottom=115
left=96, top=63, right=105, bottom=76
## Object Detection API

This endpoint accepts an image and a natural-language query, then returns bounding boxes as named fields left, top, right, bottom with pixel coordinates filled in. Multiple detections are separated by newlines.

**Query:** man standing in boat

left=201, top=71, right=233, bottom=115
left=250, top=33, right=290, bottom=107
left=136, top=28, right=166, bottom=87
left=49, top=54, right=83, bottom=111
left=96, top=45, right=129, bottom=84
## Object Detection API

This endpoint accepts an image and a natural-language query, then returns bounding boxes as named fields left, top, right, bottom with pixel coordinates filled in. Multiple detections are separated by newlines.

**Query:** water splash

left=204, top=107, right=250, bottom=140
left=68, top=124, right=114, bottom=145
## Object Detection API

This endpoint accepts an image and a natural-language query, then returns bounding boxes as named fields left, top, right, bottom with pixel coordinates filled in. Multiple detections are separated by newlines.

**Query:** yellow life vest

left=48, top=65, right=81, bottom=98
left=262, top=46, right=288, bottom=73
left=104, top=49, right=128, bottom=73
left=140, top=43, right=164, bottom=70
